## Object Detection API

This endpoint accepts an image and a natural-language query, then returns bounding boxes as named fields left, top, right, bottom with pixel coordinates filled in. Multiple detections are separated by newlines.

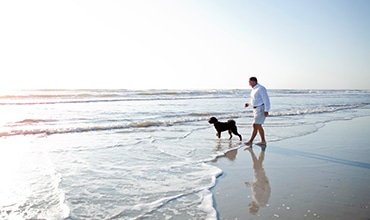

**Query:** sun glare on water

left=0, top=137, right=31, bottom=208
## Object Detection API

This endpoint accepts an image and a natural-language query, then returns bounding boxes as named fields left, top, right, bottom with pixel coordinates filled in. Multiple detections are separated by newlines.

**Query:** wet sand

left=211, top=116, right=370, bottom=219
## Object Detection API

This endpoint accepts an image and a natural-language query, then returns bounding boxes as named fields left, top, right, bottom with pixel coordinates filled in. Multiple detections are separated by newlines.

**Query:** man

left=244, top=77, right=270, bottom=146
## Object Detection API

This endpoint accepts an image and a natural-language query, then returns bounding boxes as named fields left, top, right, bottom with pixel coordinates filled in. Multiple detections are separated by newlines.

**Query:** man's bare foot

left=244, top=141, right=252, bottom=146
left=255, top=142, right=266, bottom=146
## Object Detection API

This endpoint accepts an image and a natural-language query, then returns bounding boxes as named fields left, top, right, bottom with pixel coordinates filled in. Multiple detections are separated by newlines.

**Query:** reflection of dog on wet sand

left=208, top=117, right=242, bottom=141
left=245, top=146, right=270, bottom=215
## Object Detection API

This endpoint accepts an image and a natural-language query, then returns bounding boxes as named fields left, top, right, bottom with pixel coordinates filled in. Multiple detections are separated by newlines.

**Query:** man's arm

left=261, top=87, right=270, bottom=113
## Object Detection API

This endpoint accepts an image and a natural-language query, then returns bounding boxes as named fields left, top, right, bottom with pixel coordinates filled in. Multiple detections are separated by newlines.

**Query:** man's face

left=249, top=80, right=257, bottom=87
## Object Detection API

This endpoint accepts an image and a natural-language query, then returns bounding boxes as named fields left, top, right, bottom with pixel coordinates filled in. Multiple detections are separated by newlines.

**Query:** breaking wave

left=1, top=101, right=368, bottom=138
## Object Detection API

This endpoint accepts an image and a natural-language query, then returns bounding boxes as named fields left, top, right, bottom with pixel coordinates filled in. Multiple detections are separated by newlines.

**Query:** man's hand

left=264, top=112, right=269, bottom=117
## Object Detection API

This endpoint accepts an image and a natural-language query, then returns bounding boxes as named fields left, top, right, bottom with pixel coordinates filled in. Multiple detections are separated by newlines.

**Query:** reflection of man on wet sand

left=245, top=146, right=270, bottom=215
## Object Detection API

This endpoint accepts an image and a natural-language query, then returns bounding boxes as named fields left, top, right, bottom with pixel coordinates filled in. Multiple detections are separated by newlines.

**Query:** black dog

left=208, top=117, right=242, bottom=141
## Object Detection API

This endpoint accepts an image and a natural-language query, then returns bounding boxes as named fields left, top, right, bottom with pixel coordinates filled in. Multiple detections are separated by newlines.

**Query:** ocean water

left=0, top=89, right=369, bottom=219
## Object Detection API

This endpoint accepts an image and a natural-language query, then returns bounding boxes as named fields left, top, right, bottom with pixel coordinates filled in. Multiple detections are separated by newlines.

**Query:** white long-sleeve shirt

left=250, top=84, right=270, bottom=112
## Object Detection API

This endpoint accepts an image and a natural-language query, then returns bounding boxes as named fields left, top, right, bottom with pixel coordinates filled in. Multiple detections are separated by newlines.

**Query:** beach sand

left=211, top=116, right=370, bottom=220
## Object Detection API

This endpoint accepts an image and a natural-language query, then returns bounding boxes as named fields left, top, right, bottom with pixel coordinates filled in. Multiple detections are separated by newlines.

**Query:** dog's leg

left=217, top=132, right=221, bottom=139
left=228, top=130, right=233, bottom=139
left=232, top=129, right=242, bottom=141
left=237, top=134, right=242, bottom=141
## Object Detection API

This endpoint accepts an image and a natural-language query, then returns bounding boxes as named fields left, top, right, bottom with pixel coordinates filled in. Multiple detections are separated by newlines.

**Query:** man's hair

left=249, top=77, right=258, bottom=82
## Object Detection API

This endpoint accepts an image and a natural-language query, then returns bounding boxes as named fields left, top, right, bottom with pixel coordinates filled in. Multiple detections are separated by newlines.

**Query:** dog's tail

left=227, top=120, right=236, bottom=125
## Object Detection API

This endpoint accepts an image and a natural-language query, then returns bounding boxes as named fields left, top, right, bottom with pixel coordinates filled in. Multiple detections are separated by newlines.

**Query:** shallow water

left=0, top=89, right=369, bottom=219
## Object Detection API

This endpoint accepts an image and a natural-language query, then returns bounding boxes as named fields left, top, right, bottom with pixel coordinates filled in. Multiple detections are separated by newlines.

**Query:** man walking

left=244, top=77, right=270, bottom=146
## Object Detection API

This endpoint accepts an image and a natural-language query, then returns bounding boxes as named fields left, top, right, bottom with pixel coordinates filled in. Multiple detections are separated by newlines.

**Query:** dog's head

left=208, top=117, right=218, bottom=124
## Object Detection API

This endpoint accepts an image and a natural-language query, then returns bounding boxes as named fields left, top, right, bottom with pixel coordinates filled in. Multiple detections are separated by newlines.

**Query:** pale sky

left=1, top=0, right=369, bottom=90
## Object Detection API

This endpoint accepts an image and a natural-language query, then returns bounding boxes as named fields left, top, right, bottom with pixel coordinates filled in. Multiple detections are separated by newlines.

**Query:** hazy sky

left=1, top=0, right=369, bottom=90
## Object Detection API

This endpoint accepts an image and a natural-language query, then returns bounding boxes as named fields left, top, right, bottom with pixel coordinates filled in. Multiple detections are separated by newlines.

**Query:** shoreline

left=210, top=116, right=370, bottom=219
